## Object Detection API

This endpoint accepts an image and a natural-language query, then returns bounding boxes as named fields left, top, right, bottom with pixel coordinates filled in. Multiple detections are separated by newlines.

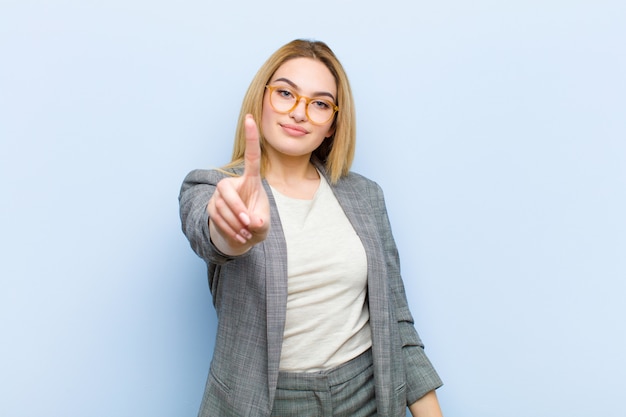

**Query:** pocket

left=198, top=369, right=236, bottom=417
left=392, top=383, right=407, bottom=416
left=208, top=367, right=232, bottom=396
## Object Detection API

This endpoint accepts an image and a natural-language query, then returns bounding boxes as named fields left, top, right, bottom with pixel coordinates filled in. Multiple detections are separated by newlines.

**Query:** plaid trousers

left=271, top=349, right=376, bottom=417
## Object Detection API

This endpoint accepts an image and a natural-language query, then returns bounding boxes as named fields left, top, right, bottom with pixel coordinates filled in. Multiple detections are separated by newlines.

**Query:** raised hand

left=207, top=114, right=270, bottom=255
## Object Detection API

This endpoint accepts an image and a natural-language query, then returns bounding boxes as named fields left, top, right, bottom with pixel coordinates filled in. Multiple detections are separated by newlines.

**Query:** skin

left=207, top=113, right=270, bottom=256
left=207, top=57, right=443, bottom=416
left=261, top=58, right=336, bottom=199
left=409, top=391, right=444, bottom=417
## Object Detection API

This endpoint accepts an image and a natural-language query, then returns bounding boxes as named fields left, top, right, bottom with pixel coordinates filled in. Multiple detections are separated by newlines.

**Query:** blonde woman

left=179, top=39, right=443, bottom=417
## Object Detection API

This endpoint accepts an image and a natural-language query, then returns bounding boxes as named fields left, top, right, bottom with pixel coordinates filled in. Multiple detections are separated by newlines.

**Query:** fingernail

left=235, top=233, right=247, bottom=244
left=239, top=212, right=250, bottom=226
left=240, top=229, right=252, bottom=240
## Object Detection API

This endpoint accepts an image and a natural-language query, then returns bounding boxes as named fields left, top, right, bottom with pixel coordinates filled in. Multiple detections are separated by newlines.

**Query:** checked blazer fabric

left=179, top=159, right=442, bottom=417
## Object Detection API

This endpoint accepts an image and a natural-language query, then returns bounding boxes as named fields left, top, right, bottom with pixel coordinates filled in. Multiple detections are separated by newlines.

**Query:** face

left=261, top=57, right=337, bottom=162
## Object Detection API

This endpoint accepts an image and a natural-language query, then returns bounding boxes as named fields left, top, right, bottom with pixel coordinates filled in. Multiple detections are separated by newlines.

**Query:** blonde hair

left=224, top=39, right=356, bottom=184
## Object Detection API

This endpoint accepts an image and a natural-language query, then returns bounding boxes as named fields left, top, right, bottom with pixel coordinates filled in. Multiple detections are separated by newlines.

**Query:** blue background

left=1, top=1, right=624, bottom=416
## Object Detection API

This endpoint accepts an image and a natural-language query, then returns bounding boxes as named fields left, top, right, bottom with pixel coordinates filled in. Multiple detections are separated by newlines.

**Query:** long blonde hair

left=224, top=39, right=356, bottom=184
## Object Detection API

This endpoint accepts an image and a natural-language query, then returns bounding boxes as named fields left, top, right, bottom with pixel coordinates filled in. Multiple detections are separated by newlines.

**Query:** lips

left=280, top=123, right=308, bottom=137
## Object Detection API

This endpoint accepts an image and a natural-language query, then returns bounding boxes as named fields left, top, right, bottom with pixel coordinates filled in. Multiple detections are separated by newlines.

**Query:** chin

left=267, top=140, right=323, bottom=158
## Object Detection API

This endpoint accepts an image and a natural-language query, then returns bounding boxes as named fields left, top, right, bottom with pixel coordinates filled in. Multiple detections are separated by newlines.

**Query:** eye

left=276, top=88, right=295, bottom=99
left=311, top=99, right=332, bottom=110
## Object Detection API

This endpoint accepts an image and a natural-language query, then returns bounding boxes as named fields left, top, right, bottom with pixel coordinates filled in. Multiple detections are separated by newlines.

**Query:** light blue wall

left=1, top=1, right=624, bottom=416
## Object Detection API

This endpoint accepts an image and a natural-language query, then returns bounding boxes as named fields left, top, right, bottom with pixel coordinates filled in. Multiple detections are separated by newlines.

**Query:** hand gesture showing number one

left=208, top=115, right=270, bottom=255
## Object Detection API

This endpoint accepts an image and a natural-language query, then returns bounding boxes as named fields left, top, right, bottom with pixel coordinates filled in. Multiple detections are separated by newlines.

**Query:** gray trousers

left=270, top=349, right=376, bottom=417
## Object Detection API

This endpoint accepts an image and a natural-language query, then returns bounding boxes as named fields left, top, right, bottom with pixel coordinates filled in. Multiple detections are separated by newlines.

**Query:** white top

left=271, top=174, right=372, bottom=372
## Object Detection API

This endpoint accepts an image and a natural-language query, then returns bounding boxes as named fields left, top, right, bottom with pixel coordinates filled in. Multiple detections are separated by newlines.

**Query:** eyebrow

left=272, top=77, right=336, bottom=102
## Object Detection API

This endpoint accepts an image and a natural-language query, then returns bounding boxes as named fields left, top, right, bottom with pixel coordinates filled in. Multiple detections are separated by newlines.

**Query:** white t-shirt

left=271, top=174, right=372, bottom=372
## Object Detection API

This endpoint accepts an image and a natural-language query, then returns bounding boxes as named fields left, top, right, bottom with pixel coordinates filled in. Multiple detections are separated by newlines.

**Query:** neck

left=265, top=153, right=320, bottom=199
left=265, top=151, right=317, bottom=183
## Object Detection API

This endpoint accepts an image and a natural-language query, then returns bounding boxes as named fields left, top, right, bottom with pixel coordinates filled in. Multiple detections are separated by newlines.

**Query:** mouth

left=280, top=123, right=308, bottom=137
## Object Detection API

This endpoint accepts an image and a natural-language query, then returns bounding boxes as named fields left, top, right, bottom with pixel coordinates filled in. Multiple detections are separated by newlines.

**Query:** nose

left=289, top=98, right=308, bottom=122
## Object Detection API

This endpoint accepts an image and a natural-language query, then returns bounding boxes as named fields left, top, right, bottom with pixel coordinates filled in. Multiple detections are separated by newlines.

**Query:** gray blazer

left=179, top=160, right=442, bottom=417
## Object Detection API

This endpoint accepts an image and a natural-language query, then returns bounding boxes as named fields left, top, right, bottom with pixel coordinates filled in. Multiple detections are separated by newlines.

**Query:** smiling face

left=261, top=57, right=337, bottom=164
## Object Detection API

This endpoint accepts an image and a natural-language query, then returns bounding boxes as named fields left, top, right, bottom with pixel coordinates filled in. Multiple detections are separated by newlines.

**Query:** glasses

left=265, top=85, right=339, bottom=125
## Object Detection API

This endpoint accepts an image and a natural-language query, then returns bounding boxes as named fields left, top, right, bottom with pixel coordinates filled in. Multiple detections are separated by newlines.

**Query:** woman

left=179, top=39, right=443, bottom=416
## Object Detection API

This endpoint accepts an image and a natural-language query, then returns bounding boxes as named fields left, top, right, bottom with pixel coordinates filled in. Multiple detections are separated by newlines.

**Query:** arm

left=179, top=169, right=228, bottom=264
left=409, top=390, right=443, bottom=417
left=368, top=181, right=443, bottom=404
left=179, top=115, right=269, bottom=260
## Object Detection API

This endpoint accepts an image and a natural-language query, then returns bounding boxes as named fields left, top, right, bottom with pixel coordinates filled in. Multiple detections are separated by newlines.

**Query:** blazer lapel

left=319, top=165, right=394, bottom=415
left=262, top=180, right=288, bottom=408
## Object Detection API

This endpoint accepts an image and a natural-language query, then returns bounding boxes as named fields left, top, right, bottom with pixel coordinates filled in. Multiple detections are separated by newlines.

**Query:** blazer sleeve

left=367, top=180, right=443, bottom=403
left=178, top=168, right=245, bottom=265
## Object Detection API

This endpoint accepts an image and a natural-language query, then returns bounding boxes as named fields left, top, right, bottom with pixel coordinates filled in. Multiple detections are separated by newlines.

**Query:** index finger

left=243, top=114, right=261, bottom=178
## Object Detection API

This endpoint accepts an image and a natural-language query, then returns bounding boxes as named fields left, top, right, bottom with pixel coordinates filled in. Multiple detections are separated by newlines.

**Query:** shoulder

left=342, top=170, right=377, bottom=185
left=180, top=166, right=243, bottom=193
left=338, top=170, right=385, bottom=198
left=313, top=157, right=383, bottom=196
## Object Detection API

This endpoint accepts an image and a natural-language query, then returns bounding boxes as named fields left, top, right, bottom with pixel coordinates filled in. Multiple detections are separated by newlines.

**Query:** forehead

left=270, top=57, right=336, bottom=94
